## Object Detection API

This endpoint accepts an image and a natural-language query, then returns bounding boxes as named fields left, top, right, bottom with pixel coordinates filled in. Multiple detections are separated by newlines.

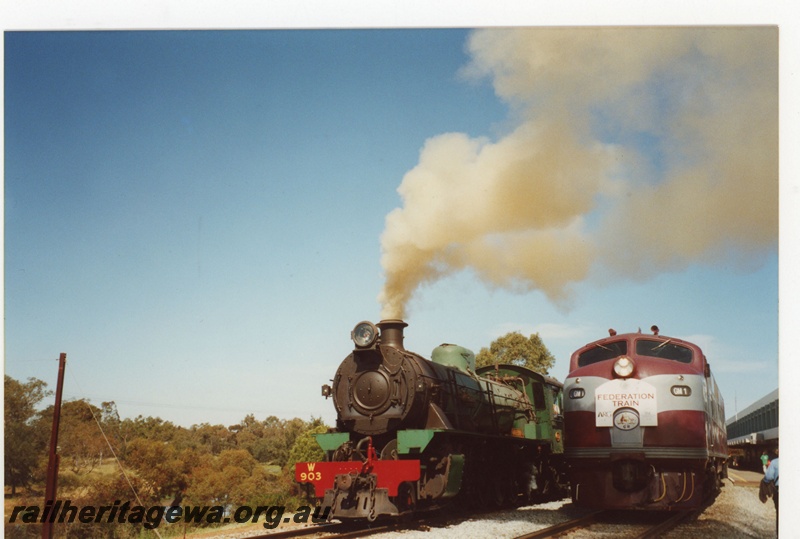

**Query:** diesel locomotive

left=296, top=319, right=568, bottom=520
left=563, top=326, right=727, bottom=510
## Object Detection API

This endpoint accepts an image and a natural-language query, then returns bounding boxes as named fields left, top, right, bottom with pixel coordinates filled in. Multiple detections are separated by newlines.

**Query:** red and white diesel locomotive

left=563, top=326, right=727, bottom=510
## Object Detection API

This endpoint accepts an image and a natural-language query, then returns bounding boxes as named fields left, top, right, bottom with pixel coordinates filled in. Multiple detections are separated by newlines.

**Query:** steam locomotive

left=296, top=319, right=568, bottom=520
left=563, top=326, right=727, bottom=510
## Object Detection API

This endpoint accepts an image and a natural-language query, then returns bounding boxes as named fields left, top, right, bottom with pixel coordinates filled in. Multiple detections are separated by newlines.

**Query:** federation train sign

left=595, top=379, right=658, bottom=427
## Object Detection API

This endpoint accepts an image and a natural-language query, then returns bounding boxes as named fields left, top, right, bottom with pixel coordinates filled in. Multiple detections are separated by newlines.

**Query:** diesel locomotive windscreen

left=577, top=340, right=627, bottom=367
left=635, top=339, right=693, bottom=363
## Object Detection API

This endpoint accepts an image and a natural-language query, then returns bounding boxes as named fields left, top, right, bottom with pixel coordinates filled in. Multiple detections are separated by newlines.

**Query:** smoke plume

left=379, top=28, right=778, bottom=320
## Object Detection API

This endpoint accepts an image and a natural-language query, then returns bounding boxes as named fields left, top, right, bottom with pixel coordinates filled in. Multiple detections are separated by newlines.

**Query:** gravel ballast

left=371, top=480, right=777, bottom=539
left=191, top=479, right=778, bottom=539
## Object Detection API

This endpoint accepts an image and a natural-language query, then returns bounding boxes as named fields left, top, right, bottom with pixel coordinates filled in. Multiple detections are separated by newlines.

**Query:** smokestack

left=377, top=319, right=408, bottom=350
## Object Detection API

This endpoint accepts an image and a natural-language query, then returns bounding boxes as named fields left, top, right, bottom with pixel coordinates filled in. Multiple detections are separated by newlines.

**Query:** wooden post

left=42, top=353, right=66, bottom=539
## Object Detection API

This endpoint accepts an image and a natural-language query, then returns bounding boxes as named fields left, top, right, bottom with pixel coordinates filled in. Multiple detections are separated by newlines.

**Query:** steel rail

left=236, top=515, right=445, bottom=539
left=513, top=511, right=606, bottom=539
left=630, top=510, right=694, bottom=539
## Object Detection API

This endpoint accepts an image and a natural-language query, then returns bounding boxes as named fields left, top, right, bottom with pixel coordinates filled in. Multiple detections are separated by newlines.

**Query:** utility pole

left=42, top=353, right=66, bottom=539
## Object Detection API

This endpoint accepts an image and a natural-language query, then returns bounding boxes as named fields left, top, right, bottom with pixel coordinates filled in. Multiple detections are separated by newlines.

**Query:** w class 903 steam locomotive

left=295, top=319, right=568, bottom=521
left=563, top=326, right=728, bottom=510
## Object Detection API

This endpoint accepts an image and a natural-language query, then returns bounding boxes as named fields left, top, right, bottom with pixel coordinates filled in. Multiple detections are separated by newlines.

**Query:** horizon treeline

left=4, top=374, right=327, bottom=538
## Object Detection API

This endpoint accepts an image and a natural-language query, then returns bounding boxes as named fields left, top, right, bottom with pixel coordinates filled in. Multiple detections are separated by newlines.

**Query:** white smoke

left=379, top=27, right=778, bottom=319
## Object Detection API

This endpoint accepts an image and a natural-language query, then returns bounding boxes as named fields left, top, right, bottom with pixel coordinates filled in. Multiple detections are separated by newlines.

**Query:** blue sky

left=3, top=24, right=789, bottom=432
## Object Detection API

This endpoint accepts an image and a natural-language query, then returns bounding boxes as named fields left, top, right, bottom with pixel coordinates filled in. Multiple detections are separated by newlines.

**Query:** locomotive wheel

left=477, top=476, right=493, bottom=508
left=501, top=474, right=518, bottom=508
left=464, top=472, right=486, bottom=511
left=465, top=485, right=482, bottom=511
left=521, top=476, right=534, bottom=506
left=381, top=439, right=399, bottom=460
left=707, top=466, right=722, bottom=497
left=491, top=481, right=505, bottom=508
left=396, top=481, right=416, bottom=513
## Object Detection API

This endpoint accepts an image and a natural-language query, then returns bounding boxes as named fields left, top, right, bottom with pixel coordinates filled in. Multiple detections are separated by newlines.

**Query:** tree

left=475, top=331, right=556, bottom=374
left=35, top=399, right=108, bottom=475
left=286, top=424, right=328, bottom=473
left=185, top=449, right=259, bottom=506
left=4, top=375, right=50, bottom=495
left=190, top=422, right=234, bottom=455
left=126, top=438, right=190, bottom=502
left=230, top=413, right=266, bottom=459
left=126, top=415, right=183, bottom=443
left=99, top=401, right=136, bottom=459
left=237, top=415, right=320, bottom=466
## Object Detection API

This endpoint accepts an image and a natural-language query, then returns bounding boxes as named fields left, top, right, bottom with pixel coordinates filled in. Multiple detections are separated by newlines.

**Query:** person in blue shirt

left=764, top=448, right=779, bottom=535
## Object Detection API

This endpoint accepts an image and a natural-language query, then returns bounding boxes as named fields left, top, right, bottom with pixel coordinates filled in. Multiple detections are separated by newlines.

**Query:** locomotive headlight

left=613, top=356, right=635, bottom=378
left=352, top=321, right=379, bottom=348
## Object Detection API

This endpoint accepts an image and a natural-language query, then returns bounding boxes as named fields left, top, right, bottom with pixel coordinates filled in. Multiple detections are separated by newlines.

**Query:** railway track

left=200, top=491, right=715, bottom=539
left=238, top=516, right=444, bottom=539
left=234, top=504, right=706, bottom=539
left=514, top=511, right=605, bottom=539
left=513, top=505, right=707, bottom=539
left=237, top=508, right=698, bottom=539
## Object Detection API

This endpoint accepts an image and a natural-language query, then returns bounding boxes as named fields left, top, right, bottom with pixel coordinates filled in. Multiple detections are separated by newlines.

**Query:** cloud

left=379, top=27, right=777, bottom=319
left=680, top=333, right=768, bottom=374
